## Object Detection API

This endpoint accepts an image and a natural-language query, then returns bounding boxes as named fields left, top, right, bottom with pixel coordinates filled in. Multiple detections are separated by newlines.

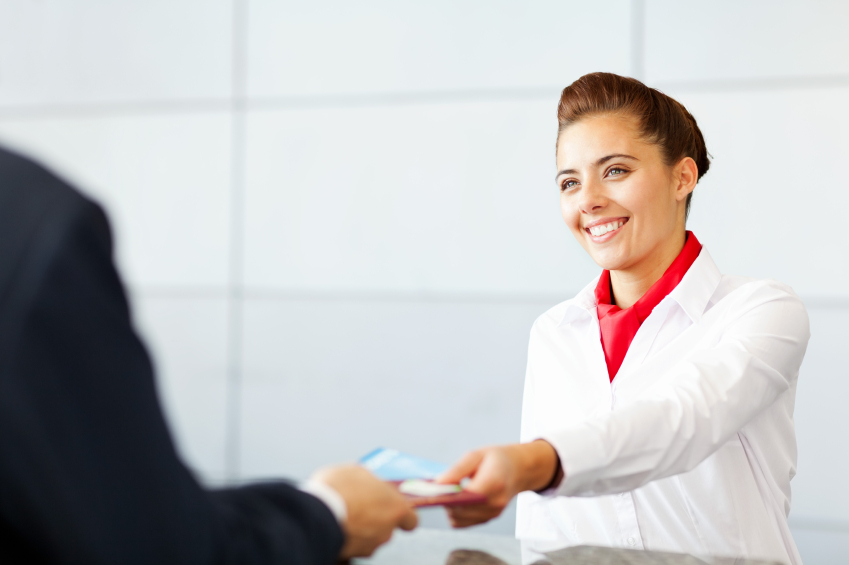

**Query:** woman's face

left=556, top=113, right=694, bottom=275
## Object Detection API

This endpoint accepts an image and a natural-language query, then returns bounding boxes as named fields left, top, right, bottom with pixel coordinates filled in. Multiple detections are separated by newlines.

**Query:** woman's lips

left=585, top=218, right=628, bottom=242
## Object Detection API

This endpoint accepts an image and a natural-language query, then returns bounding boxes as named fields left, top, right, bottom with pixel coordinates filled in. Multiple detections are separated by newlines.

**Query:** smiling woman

left=439, top=73, right=811, bottom=565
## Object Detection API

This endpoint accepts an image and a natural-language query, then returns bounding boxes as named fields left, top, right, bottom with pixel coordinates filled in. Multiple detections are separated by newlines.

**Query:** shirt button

left=626, top=536, right=637, bottom=546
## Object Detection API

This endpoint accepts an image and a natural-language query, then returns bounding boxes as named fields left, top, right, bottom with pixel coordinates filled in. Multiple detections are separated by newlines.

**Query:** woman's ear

left=675, top=157, right=698, bottom=202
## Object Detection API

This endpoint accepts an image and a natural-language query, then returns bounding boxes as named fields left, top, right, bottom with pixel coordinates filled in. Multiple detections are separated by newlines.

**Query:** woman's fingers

left=440, top=442, right=561, bottom=529
left=464, top=455, right=509, bottom=497
left=438, top=448, right=518, bottom=528
left=437, top=450, right=485, bottom=484
left=447, top=505, right=504, bottom=521
left=446, top=504, right=504, bottom=528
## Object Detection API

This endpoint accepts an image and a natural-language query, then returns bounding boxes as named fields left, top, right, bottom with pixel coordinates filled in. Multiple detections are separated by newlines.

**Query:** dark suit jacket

left=0, top=147, right=344, bottom=564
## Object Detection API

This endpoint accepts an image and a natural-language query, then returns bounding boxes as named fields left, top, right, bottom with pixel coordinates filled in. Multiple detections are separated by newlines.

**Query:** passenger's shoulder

left=0, top=146, right=96, bottom=230
left=0, top=146, right=105, bottom=303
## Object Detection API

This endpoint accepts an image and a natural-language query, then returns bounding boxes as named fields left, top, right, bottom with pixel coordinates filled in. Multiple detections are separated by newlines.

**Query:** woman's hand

left=437, top=440, right=561, bottom=528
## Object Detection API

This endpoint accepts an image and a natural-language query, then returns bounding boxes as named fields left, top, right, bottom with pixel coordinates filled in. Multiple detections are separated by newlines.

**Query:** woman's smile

left=584, top=217, right=629, bottom=242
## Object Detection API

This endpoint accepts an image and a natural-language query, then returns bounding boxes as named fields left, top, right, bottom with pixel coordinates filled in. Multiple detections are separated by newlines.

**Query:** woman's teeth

left=588, top=220, right=625, bottom=237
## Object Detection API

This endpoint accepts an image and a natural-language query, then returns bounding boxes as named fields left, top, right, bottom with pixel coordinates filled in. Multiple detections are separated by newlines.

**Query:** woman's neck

left=609, top=231, right=687, bottom=310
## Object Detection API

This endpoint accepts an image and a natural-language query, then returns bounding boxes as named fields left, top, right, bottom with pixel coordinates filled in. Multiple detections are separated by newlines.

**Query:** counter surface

left=353, top=529, right=782, bottom=565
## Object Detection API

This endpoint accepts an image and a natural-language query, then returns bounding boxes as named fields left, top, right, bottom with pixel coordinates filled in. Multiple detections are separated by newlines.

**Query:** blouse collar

left=559, top=236, right=722, bottom=327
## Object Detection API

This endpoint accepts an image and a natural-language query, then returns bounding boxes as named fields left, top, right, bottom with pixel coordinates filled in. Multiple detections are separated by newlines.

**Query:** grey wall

left=0, top=1, right=847, bottom=562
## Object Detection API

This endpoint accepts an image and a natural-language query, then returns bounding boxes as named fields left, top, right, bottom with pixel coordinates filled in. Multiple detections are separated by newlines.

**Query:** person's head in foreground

left=440, top=72, right=809, bottom=565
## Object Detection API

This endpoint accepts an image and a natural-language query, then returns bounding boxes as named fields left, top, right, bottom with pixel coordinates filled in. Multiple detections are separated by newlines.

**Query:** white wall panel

left=645, top=0, right=849, bottom=83
left=246, top=0, right=632, bottom=98
left=0, top=1, right=232, bottom=107
left=243, top=100, right=600, bottom=295
left=668, top=86, right=849, bottom=298
left=238, top=297, right=549, bottom=479
left=131, top=294, right=230, bottom=484
left=791, top=306, right=849, bottom=524
left=0, top=113, right=232, bottom=288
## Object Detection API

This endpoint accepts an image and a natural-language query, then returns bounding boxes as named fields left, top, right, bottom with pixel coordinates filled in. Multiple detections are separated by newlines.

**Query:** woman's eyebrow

left=596, top=153, right=638, bottom=166
left=555, top=154, right=639, bottom=180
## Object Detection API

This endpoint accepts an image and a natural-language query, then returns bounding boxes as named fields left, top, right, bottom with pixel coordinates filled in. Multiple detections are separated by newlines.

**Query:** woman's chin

left=589, top=252, right=629, bottom=272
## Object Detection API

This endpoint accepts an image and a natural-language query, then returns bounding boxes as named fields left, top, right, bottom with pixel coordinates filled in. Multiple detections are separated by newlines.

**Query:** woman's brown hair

left=556, top=72, right=710, bottom=218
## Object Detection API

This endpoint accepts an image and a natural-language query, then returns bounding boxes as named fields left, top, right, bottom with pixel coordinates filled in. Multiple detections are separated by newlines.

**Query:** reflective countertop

left=353, top=529, right=782, bottom=565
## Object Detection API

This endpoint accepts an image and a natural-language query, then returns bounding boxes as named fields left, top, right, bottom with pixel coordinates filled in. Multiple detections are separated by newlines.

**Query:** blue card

left=360, top=448, right=448, bottom=481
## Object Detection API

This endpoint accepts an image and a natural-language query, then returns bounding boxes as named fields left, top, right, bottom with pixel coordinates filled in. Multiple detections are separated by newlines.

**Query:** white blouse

left=516, top=248, right=810, bottom=565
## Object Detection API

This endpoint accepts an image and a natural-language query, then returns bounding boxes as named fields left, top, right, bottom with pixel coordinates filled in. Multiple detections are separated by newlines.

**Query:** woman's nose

left=578, top=178, right=607, bottom=214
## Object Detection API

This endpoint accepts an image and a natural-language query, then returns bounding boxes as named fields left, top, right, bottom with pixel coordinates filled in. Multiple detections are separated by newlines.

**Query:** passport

left=360, top=447, right=448, bottom=480
left=360, top=448, right=487, bottom=508
left=392, top=479, right=487, bottom=508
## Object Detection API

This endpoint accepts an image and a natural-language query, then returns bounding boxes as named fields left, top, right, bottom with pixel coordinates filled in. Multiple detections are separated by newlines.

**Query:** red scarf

left=595, top=232, right=702, bottom=381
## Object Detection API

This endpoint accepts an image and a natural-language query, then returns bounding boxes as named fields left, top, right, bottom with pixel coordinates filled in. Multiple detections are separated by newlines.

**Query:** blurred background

left=0, top=0, right=847, bottom=562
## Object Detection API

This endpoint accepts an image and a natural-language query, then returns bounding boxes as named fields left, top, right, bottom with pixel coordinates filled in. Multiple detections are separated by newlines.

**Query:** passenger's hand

left=310, top=465, right=418, bottom=559
left=437, top=441, right=560, bottom=528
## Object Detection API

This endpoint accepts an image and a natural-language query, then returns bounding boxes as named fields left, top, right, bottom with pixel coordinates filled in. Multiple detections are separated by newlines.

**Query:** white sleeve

left=541, top=283, right=810, bottom=497
left=299, top=480, right=348, bottom=525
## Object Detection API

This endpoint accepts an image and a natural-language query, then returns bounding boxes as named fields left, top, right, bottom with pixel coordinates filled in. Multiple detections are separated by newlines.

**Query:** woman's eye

left=561, top=180, right=579, bottom=191
left=608, top=167, right=626, bottom=177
